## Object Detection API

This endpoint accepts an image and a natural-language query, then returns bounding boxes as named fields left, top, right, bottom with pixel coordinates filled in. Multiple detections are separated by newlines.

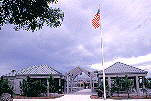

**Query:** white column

left=59, top=79, right=61, bottom=86
left=47, top=79, right=49, bottom=96
left=90, top=74, right=93, bottom=92
left=136, top=76, right=140, bottom=95
left=67, top=75, right=69, bottom=94
left=98, top=77, right=101, bottom=87
left=142, top=76, right=145, bottom=95
left=108, top=77, right=111, bottom=96
left=14, top=78, right=23, bottom=94
left=92, top=79, right=94, bottom=91
left=77, top=75, right=78, bottom=87
left=71, top=77, right=73, bottom=93
left=142, top=76, right=145, bottom=89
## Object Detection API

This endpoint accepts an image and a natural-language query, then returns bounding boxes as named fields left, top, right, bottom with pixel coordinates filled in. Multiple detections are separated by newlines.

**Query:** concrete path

left=71, top=88, right=93, bottom=95
left=55, top=89, right=92, bottom=101
left=13, top=89, right=151, bottom=101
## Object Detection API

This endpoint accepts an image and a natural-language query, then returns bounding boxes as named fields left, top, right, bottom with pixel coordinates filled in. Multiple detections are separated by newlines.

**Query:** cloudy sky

left=0, top=0, right=151, bottom=76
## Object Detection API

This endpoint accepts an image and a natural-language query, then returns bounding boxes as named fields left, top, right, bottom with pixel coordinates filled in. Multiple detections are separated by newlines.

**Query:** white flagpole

left=99, top=4, right=106, bottom=100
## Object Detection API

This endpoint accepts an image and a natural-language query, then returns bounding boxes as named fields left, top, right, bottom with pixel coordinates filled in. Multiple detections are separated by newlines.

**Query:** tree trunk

left=146, top=92, right=147, bottom=98
left=128, top=92, right=130, bottom=98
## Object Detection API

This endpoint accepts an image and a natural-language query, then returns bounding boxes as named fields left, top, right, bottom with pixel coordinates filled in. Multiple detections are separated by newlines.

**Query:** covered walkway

left=65, top=67, right=97, bottom=94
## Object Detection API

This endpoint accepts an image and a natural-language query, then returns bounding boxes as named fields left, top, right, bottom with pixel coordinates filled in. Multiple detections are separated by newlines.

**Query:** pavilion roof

left=99, top=62, right=148, bottom=75
left=16, top=65, right=62, bottom=75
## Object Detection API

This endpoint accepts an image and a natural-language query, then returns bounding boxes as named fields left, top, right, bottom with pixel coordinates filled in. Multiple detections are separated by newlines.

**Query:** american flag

left=92, top=9, right=101, bottom=29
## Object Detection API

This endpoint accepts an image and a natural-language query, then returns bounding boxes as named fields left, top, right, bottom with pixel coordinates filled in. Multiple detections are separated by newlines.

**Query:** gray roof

left=16, top=65, right=62, bottom=76
left=99, top=62, right=148, bottom=75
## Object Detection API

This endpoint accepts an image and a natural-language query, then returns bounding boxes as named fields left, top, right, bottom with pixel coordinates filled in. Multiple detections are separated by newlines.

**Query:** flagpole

left=99, top=4, right=106, bottom=100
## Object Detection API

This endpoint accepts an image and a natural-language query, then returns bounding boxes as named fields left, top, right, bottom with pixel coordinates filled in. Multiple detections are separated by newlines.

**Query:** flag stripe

left=92, top=10, right=101, bottom=29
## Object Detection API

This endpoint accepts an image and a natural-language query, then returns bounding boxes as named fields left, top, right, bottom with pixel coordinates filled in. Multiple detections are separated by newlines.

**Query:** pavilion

left=2, top=62, right=148, bottom=96
left=98, top=62, right=148, bottom=96
left=3, top=65, right=64, bottom=95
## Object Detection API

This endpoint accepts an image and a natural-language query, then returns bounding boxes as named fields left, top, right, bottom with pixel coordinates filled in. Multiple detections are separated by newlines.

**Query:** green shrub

left=20, top=76, right=47, bottom=97
left=0, top=76, right=13, bottom=97
left=48, top=75, right=62, bottom=93
left=111, top=76, right=133, bottom=98
left=144, top=78, right=151, bottom=89
left=97, top=80, right=110, bottom=97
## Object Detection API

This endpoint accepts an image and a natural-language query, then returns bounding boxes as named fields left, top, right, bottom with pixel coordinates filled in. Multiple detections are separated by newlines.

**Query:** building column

left=47, top=78, right=49, bottom=96
left=67, top=75, right=69, bottom=94
left=90, top=74, right=93, bottom=92
left=64, top=80, right=66, bottom=93
left=92, top=79, right=94, bottom=91
left=142, top=76, right=145, bottom=95
left=98, top=77, right=101, bottom=87
left=58, top=78, right=61, bottom=93
left=59, top=79, right=61, bottom=86
left=108, top=77, right=111, bottom=97
left=142, top=76, right=145, bottom=89
left=136, top=76, right=140, bottom=95
left=14, top=78, right=22, bottom=94
left=76, top=75, right=78, bottom=87
left=70, top=77, right=73, bottom=93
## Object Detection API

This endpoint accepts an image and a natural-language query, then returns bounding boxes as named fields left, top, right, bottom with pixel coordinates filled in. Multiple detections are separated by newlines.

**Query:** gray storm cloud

left=0, top=0, right=151, bottom=75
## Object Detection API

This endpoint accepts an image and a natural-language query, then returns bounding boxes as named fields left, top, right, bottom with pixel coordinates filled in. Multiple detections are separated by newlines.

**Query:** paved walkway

left=71, top=88, right=93, bottom=95
left=13, top=89, right=151, bottom=101
left=55, top=89, right=92, bottom=101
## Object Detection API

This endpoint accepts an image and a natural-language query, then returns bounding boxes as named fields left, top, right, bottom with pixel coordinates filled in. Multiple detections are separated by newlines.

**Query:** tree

left=48, top=75, right=62, bottom=93
left=0, top=0, right=64, bottom=31
left=48, top=75, right=56, bottom=93
left=20, top=76, right=47, bottom=97
left=97, top=80, right=109, bottom=97
left=111, top=76, right=133, bottom=98
left=122, top=76, right=133, bottom=98
left=20, top=75, right=61, bottom=97
left=143, top=78, right=151, bottom=98
left=144, top=78, right=151, bottom=89
left=111, top=76, right=122, bottom=96
left=0, top=76, right=13, bottom=97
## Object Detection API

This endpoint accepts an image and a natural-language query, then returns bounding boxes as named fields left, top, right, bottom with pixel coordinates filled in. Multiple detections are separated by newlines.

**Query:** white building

left=3, top=65, right=64, bottom=95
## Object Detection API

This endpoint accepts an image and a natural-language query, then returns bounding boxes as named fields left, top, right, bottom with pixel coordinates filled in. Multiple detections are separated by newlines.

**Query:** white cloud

left=91, top=53, right=151, bottom=70
left=71, top=44, right=94, bottom=56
